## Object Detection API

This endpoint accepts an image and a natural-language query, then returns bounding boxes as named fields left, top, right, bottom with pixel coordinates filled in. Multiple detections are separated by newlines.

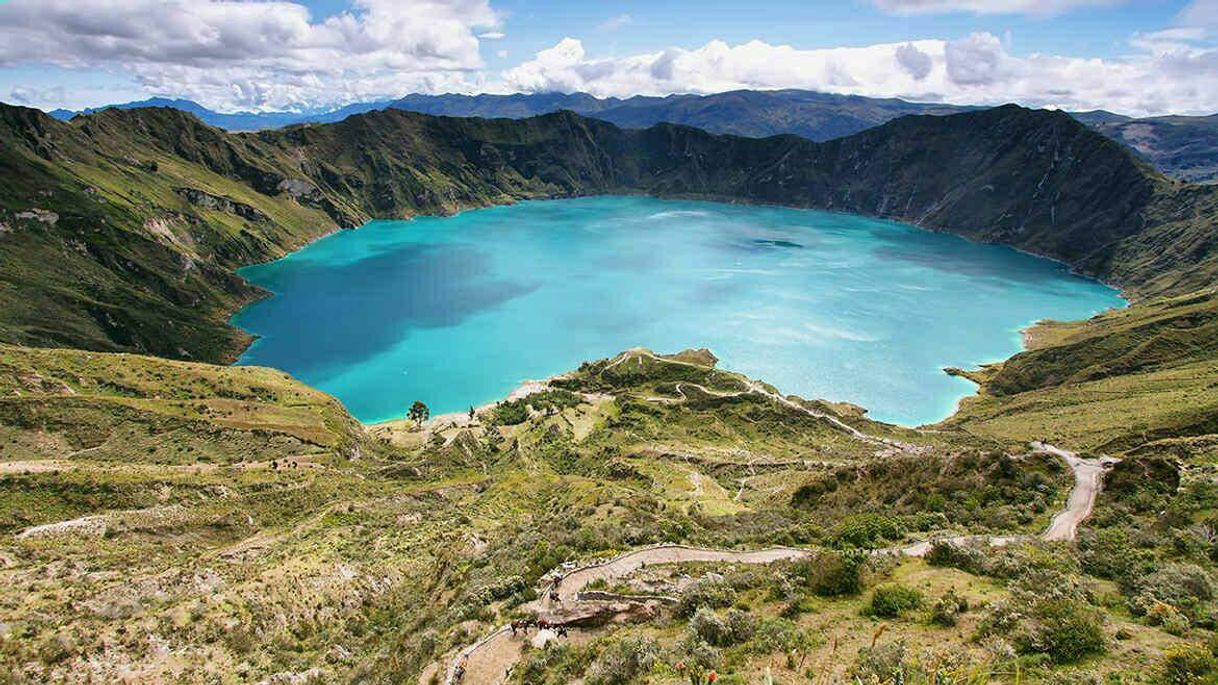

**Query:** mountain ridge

left=47, top=90, right=1218, bottom=183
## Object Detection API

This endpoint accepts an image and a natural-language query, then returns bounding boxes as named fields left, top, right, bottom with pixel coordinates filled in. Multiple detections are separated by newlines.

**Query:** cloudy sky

left=1, top=0, right=1216, bottom=116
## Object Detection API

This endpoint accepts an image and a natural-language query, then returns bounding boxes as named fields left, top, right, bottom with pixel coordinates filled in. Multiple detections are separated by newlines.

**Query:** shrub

left=490, top=400, right=529, bottom=426
left=1018, top=600, right=1107, bottom=664
left=1132, top=563, right=1216, bottom=621
left=929, top=589, right=969, bottom=627
left=724, top=609, right=757, bottom=645
left=1078, top=527, right=1150, bottom=584
left=1161, top=643, right=1218, bottom=685
left=688, top=607, right=728, bottom=646
left=677, top=577, right=737, bottom=617
left=688, top=608, right=756, bottom=647
left=850, top=640, right=910, bottom=683
left=793, top=549, right=866, bottom=597
left=830, top=513, right=905, bottom=549
left=748, top=617, right=815, bottom=656
left=675, top=635, right=723, bottom=672
left=1140, top=599, right=1192, bottom=636
left=864, top=583, right=925, bottom=619
left=587, top=636, right=659, bottom=685
left=925, top=540, right=987, bottom=575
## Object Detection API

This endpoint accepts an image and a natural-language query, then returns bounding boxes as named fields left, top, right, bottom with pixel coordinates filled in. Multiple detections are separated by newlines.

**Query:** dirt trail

left=1032, top=441, right=1117, bottom=542
left=428, top=436, right=1115, bottom=683
left=543, top=544, right=810, bottom=606
left=627, top=350, right=912, bottom=451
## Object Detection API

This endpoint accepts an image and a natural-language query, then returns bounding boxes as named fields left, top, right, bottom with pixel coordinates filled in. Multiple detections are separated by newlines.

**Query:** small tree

left=408, top=400, right=430, bottom=427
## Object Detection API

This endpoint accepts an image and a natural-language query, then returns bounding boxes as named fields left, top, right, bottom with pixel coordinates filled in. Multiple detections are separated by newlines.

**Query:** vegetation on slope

left=1, top=347, right=1207, bottom=683
left=947, top=289, right=1218, bottom=459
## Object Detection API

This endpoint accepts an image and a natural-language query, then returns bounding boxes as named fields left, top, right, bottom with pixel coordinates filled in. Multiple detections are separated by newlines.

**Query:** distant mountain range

left=46, top=90, right=1218, bottom=183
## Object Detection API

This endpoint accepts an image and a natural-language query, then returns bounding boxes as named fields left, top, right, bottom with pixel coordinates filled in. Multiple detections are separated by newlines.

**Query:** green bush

left=490, top=400, right=530, bottom=426
left=677, top=577, right=737, bottom=618
left=688, top=607, right=728, bottom=646
left=1132, top=563, right=1216, bottom=621
left=830, top=513, right=905, bottom=549
left=850, top=640, right=909, bottom=683
left=1161, top=643, right=1218, bottom=685
left=747, top=617, right=815, bottom=656
left=794, top=549, right=866, bottom=597
left=925, top=540, right=988, bottom=575
left=586, top=636, right=659, bottom=685
left=1019, top=600, right=1107, bottom=664
left=864, top=583, right=925, bottom=619
left=929, top=589, right=969, bottom=627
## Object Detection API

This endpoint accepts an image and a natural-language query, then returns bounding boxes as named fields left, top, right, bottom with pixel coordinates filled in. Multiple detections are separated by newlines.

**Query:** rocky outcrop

left=175, top=187, right=269, bottom=222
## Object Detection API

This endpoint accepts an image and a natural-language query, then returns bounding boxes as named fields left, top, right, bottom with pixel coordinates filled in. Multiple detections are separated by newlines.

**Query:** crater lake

left=231, top=196, right=1125, bottom=425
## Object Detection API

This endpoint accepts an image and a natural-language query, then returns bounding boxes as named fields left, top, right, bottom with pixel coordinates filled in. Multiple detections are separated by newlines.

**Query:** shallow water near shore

left=232, top=196, right=1124, bottom=425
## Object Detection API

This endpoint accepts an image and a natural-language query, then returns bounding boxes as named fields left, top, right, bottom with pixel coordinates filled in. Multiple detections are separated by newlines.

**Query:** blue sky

left=482, top=0, right=1187, bottom=62
left=0, top=0, right=1216, bottom=116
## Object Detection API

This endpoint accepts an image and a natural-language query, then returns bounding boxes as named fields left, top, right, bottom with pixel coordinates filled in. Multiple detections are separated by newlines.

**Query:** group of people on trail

left=509, top=618, right=568, bottom=638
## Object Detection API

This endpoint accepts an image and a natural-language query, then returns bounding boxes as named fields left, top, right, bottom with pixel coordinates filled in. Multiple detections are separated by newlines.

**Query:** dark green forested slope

left=1, top=102, right=1216, bottom=362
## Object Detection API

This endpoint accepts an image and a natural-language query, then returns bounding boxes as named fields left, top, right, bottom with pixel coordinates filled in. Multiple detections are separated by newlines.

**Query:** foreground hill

left=3, top=102, right=1217, bottom=362
left=0, top=347, right=1210, bottom=683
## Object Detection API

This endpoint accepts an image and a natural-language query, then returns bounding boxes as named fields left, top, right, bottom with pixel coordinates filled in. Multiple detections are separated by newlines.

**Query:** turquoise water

left=232, top=196, right=1124, bottom=426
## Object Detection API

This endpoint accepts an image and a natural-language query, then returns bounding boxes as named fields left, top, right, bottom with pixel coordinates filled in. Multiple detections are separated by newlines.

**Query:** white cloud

left=0, top=0, right=500, bottom=111
left=895, top=43, right=933, bottom=80
left=479, top=31, right=506, bottom=39
left=1180, top=0, right=1218, bottom=29
left=1129, top=27, right=1209, bottom=54
left=597, top=14, right=632, bottom=32
left=871, top=0, right=1124, bottom=14
left=500, top=34, right=1218, bottom=116
left=944, top=32, right=1009, bottom=84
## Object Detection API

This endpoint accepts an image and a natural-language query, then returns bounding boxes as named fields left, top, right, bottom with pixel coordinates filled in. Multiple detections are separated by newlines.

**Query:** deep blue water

left=232, top=196, right=1124, bottom=426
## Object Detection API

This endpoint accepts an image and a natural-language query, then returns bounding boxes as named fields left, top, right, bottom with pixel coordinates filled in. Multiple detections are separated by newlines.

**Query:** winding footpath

left=430, top=442, right=1117, bottom=685
left=625, top=349, right=914, bottom=451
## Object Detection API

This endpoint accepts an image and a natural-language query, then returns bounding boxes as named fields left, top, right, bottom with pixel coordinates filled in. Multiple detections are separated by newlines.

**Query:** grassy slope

left=0, top=344, right=366, bottom=467
left=0, top=348, right=1097, bottom=683
left=946, top=289, right=1218, bottom=458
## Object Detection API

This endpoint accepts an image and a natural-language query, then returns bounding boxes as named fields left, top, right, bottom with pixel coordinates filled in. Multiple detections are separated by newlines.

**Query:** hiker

left=556, top=625, right=568, bottom=638
left=548, top=587, right=560, bottom=603
left=454, top=657, right=467, bottom=682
